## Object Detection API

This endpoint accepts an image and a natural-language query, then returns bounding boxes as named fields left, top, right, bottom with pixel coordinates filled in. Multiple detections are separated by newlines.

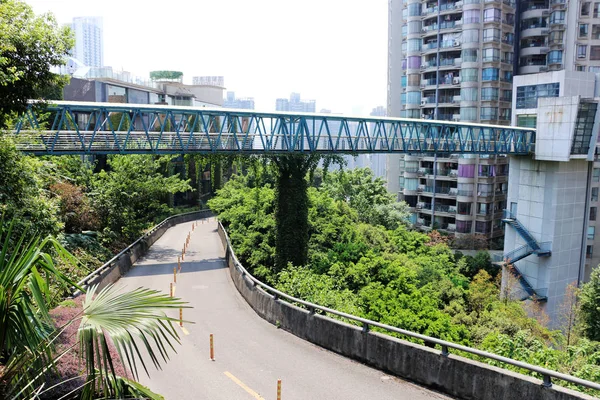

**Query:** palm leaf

left=77, top=284, right=189, bottom=399
left=0, top=216, right=83, bottom=397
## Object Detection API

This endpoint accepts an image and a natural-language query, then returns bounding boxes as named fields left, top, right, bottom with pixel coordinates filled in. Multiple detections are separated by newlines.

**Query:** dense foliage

left=210, top=165, right=600, bottom=395
left=0, top=0, right=72, bottom=128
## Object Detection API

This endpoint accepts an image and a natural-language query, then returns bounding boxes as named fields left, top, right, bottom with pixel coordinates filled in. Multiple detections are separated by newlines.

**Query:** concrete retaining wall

left=217, top=223, right=595, bottom=400
left=76, top=210, right=213, bottom=294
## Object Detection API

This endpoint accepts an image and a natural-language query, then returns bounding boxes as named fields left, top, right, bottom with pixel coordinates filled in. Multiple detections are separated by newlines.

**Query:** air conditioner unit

left=421, top=99, right=428, bottom=105
left=453, top=117, right=460, bottom=121
left=454, top=40, right=461, bottom=46
left=421, top=114, right=427, bottom=119
left=453, top=77, right=461, bottom=84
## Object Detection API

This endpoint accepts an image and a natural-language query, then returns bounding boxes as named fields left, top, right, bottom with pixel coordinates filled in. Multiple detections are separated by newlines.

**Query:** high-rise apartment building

left=71, top=17, right=104, bottom=68
left=516, top=0, right=600, bottom=75
left=275, top=93, right=316, bottom=113
left=386, top=0, right=514, bottom=243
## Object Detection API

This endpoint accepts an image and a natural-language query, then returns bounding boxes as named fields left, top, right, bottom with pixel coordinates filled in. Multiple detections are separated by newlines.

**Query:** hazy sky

left=24, top=0, right=388, bottom=115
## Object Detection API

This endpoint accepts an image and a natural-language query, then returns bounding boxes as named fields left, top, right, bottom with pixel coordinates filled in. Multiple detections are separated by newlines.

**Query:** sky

left=24, top=0, right=388, bottom=116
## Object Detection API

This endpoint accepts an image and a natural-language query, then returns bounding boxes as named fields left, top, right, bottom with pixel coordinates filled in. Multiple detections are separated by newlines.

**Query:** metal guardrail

left=75, top=210, right=212, bottom=293
left=219, top=221, right=600, bottom=393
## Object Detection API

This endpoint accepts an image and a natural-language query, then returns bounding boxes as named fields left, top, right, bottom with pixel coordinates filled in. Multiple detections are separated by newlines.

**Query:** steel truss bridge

left=10, top=101, right=535, bottom=156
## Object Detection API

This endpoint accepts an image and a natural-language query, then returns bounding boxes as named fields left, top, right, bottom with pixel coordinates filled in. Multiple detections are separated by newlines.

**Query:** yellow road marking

left=224, top=371, right=265, bottom=400
left=172, top=284, right=176, bottom=297
left=180, top=326, right=189, bottom=335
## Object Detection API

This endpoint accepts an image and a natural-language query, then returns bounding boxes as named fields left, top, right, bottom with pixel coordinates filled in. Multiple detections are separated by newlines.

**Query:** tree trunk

left=274, top=156, right=309, bottom=271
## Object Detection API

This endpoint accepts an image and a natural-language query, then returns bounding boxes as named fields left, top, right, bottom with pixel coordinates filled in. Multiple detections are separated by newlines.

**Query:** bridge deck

left=117, top=218, right=453, bottom=399
left=11, top=101, right=534, bottom=156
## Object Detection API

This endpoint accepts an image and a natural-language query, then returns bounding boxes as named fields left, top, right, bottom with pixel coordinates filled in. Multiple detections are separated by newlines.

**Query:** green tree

left=0, top=136, right=62, bottom=237
left=580, top=267, right=600, bottom=341
left=0, top=0, right=73, bottom=128
left=91, top=155, right=191, bottom=246
left=321, top=168, right=410, bottom=229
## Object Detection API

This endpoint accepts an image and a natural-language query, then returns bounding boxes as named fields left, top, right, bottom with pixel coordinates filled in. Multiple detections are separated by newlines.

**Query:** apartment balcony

left=520, top=27, right=549, bottom=38
left=521, top=8, right=550, bottom=20
left=519, top=64, right=547, bottom=75
left=421, top=186, right=458, bottom=197
left=550, top=0, right=565, bottom=8
left=520, top=46, right=549, bottom=57
left=418, top=203, right=458, bottom=215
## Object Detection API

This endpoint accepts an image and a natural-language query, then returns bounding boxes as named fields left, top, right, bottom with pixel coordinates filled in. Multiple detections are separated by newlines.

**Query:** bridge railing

left=73, top=210, right=213, bottom=295
left=219, top=221, right=600, bottom=393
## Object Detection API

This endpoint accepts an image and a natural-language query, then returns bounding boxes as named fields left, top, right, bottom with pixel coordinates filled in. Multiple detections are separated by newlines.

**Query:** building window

left=481, top=87, right=499, bottom=101
left=578, top=45, right=588, bottom=59
left=580, top=24, right=589, bottom=38
left=591, top=207, right=597, bottom=221
left=577, top=65, right=587, bottom=72
left=502, top=89, right=512, bottom=102
left=503, top=51, right=514, bottom=64
left=572, top=102, right=598, bottom=155
left=593, top=24, right=600, bottom=39
left=407, top=39, right=421, bottom=52
left=483, top=28, right=501, bottom=42
left=461, top=87, right=478, bottom=101
left=463, top=29, right=480, bottom=43
left=483, top=48, right=500, bottom=62
left=460, top=107, right=478, bottom=121
left=588, top=226, right=595, bottom=240
left=515, top=83, right=560, bottom=109
left=480, top=107, right=498, bottom=120
left=595, top=2, right=600, bottom=18
left=462, top=49, right=478, bottom=62
left=464, top=10, right=481, bottom=24
left=482, top=68, right=499, bottom=81
left=517, top=115, right=537, bottom=128
left=592, top=187, right=599, bottom=201
left=591, top=46, right=600, bottom=60
left=549, top=30, right=564, bottom=45
left=548, top=50, right=563, bottom=64
left=594, top=168, right=600, bottom=182
left=582, top=2, right=591, bottom=16
left=408, top=3, right=421, bottom=16
left=550, top=10, right=565, bottom=24
left=483, top=8, right=501, bottom=23
left=406, top=91, right=421, bottom=105
left=461, top=68, right=479, bottom=82
left=587, top=245, right=593, bottom=258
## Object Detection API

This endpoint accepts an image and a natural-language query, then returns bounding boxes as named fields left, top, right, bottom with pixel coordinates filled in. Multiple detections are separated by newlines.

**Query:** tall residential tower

left=71, top=17, right=104, bottom=68
left=387, top=0, right=514, bottom=244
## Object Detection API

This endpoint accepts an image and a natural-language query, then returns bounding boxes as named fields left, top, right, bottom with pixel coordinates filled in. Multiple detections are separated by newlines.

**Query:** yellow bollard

left=210, top=333, right=215, bottom=361
left=179, top=307, right=183, bottom=327
left=277, top=379, right=282, bottom=400
left=170, top=282, right=173, bottom=297
left=173, top=267, right=177, bottom=283
left=178, top=256, right=181, bottom=272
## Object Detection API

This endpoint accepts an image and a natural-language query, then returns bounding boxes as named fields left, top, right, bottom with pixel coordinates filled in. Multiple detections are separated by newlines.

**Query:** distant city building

left=370, top=106, right=386, bottom=117
left=224, top=91, right=255, bottom=110
left=275, top=92, right=316, bottom=113
left=71, top=17, right=103, bottom=68
left=193, top=76, right=225, bottom=87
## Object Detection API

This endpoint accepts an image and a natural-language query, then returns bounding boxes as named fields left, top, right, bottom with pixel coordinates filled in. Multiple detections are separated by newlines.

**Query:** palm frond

left=78, top=284, right=189, bottom=398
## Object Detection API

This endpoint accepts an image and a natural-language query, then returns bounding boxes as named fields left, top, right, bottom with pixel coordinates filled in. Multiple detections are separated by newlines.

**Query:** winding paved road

left=117, top=218, right=455, bottom=400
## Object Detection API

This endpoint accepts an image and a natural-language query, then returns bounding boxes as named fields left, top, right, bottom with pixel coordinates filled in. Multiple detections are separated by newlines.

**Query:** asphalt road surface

left=117, top=218, right=455, bottom=400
